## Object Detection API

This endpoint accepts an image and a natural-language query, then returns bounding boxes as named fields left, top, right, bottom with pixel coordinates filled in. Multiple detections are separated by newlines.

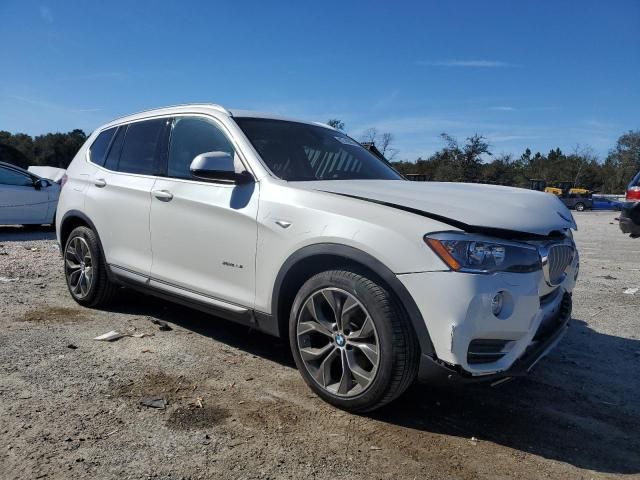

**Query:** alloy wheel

left=296, top=287, right=380, bottom=397
left=65, top=236, right=93, bottom=299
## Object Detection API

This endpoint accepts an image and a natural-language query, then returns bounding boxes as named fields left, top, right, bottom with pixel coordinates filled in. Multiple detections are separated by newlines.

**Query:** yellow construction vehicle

left=529, top=179, right=594, bottom=211
left=529, top=179, right=591, bottom=196
left=545, top=181, right=591, bottom=197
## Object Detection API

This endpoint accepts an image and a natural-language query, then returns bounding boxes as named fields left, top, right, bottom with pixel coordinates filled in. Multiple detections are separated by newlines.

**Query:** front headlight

left=425, top=233, right=541, bottom=274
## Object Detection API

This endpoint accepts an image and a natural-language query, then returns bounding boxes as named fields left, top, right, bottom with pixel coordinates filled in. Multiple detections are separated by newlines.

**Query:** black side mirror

left=189, top=151, right=253, bottom=184
left=33, top=178, right=49, bottom=190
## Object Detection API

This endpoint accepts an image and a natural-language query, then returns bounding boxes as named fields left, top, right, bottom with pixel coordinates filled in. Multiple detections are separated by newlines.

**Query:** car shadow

left=106, top=291, right=640, bottom=474
left=107, top=289, right=294, bottom=367
left=0, top=225, right=56, bottom=242
left=370, top=318, right=640, bottom=475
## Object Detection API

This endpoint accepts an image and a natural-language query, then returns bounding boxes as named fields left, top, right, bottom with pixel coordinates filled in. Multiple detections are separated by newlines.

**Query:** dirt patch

left=114, top=371, right=199, bottom=403
left=1, top=213, right=639, bottom=479
left=116, top=371, right=231, bottom=430
left=166, top=404, right=231, bottom=430
left=18, top=305, right=85, bottom=323
left=240, top=401, right=303, bottom=431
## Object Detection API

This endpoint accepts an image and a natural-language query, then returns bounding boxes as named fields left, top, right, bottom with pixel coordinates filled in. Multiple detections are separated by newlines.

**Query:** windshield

left=234, top=118, right=403, bottom=181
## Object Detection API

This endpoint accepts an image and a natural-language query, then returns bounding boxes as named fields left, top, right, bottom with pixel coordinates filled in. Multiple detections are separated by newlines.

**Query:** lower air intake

left=467, top=339, right=510, bottom=365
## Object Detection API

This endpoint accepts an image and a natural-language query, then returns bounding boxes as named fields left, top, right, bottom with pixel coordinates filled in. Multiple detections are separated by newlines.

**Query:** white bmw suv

left=57, top=103, right=579, bottom=412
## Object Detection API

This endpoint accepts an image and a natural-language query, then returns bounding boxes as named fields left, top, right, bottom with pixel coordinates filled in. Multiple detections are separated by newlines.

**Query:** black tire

left=64, top=226, right=117, bottom=307
left=289, top=269, right=419, bottom=412
left=575, top=202, right=585, bottom=212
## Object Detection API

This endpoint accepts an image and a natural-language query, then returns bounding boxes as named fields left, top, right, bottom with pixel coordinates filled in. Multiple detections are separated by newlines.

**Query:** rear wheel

left=575, top=202, right=585, bottom=212
left=289, top=269, right=419, bottom=412
left=64, top=226, right=117, bottom=307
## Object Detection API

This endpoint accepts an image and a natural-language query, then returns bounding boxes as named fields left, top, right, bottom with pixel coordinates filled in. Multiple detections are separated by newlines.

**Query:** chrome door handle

left=94, top=178, right=107, bottom=188
left=152, top=189, right=173, bottom=202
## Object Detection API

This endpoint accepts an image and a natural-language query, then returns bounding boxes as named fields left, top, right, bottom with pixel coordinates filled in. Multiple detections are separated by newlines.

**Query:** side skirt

left=109, top=265, right=279, bottom=337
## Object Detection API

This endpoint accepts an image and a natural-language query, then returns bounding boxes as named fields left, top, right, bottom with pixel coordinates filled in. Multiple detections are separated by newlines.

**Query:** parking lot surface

left=0, top=212, right=639, bottom=479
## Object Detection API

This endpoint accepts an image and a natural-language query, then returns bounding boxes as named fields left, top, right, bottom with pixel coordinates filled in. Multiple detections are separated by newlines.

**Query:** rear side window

left=117, top=119, right=167, bottom=175
left=104, top=127, right=126, bottom=171
left=167, top=117, right=235, bottom=179
left=89, top=128, right=116, bottom=166
left=630, top=171, right=640, bottom=188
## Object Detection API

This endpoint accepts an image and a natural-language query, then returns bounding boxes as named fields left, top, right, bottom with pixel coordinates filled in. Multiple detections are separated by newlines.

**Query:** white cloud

left=373, top=90, right=400, bottom=109
left=6, top=95, right=100, bottom=113
left=39, top=5, right=54, bottom=23
left=488, top=106, right=516, bottom=111
left=416, top=60, right=516, bottom=68
left=351, top=116, right=466, bottom=137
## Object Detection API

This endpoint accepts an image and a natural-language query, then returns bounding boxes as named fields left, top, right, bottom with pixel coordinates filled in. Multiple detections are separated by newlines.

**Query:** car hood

left=291, top=180, right=576, bottom=237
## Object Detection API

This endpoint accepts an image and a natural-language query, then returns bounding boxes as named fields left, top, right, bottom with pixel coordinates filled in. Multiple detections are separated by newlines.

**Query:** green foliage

left=601, top=130, right=640, bottom=194
left=0, top=129, right=87, bottom=169
left=391, top=130, right=640, bottom=194
left=327, top=119, right=345, bottom=131
left=1, top=125, right=638, bottom=194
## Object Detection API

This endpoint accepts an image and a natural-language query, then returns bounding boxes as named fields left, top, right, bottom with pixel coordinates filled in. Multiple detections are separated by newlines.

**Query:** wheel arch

left=60, top=210, right=98, bottom=250
left=271, top=243, right=435, bottom=356
left=59, top=210, right=113, bottom=281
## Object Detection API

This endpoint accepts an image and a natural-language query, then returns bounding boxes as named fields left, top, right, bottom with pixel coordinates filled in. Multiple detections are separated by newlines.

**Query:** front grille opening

left=467, top=339, right=511, bottom=365
left=548, top=245, right=574, bottom=285
left=533, top=293, right=572, bottom=341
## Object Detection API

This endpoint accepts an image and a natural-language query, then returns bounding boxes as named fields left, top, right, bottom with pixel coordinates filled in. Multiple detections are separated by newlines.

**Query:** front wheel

left=575, top=202, right=585, bottom=212
left=289, top=269, right=419, bottom=412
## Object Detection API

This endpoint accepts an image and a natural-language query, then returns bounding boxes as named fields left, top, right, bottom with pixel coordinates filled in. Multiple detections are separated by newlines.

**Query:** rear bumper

left=417, top=293, right=572, bottom=384
left=619, top=202, right=640, bottom=237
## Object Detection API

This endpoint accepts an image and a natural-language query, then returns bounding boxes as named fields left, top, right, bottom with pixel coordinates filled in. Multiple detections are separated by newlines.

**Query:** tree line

left=0, top=129, right=87, bottom=170
left=391, top=131, right=639, bottom=194
left=1, top=123, right=639, bottom=194
left=329, top=119, right=639, bottom=194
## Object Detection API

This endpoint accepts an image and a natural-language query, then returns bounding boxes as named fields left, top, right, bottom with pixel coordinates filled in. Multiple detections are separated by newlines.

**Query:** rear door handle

left=94, top=178, right=107, bottom=188
left=152, top=189, right=173, bottom=202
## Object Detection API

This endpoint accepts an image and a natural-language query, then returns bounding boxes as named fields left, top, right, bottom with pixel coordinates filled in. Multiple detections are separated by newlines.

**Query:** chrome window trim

left=85, top=112, right=256, bottom=182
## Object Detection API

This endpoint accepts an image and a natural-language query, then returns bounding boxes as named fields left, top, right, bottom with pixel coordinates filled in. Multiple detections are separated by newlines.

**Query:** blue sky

left=1, top=0, right=638, bottom=160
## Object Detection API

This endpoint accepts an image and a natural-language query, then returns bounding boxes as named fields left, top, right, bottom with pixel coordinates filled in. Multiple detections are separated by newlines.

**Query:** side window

left=89, top=127, right=116, bottom=166
left=168, top=117, right=235, bottom=179
left=0, top=167, right=33, bottom=187
left=117, top=119, right=167, bottom=175
left=104, top=126, right=126, bottom=171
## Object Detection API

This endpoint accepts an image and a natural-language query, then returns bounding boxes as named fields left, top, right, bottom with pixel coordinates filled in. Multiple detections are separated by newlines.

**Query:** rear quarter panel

left=55, top=135, right=97, bottom=243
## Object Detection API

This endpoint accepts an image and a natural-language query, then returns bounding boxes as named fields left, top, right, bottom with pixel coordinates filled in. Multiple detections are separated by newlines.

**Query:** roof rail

left=109, top=103, right=229, bottom=123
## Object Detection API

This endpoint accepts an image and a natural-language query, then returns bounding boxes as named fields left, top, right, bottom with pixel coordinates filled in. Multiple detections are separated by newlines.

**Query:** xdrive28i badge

left=222, top=261, right=244, bottom=269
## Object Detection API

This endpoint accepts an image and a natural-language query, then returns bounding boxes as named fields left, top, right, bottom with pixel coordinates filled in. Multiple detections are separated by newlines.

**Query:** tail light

left=60, top=174, right=68, bottom=189
left=627, top=186, right=640, bottom=201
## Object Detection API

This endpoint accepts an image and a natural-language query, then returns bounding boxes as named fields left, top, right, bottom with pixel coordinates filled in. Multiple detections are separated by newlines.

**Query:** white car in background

left=28, top=165, right=66, bottom=184
left=0, top=161, right=61, bottom=226
left=55, top=103, right=579, bottom=412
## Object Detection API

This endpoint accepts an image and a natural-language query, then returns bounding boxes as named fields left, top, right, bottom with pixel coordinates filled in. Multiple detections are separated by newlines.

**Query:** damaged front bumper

left=398, top=246, right=578, bottom=384
left=416, top=292, right=572, bottom=385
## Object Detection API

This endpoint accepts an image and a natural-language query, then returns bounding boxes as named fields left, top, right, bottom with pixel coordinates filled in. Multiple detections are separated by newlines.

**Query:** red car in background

left=620, top=170, right=640, bottom=237
left=627, top=170, right=640, bottom=201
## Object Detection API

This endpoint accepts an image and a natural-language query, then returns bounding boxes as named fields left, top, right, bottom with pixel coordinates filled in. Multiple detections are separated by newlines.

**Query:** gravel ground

left=0, top=211, right=639, bottom=479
